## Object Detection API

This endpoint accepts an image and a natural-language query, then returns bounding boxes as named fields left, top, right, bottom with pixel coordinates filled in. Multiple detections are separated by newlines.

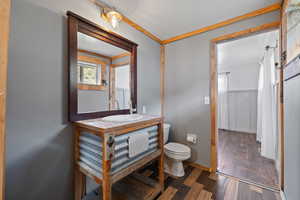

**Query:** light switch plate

left=204, top=96, right=210, bottom=104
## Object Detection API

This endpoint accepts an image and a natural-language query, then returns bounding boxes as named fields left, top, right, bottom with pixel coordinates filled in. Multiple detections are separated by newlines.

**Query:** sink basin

left=102, top=114, right=143, bottom=122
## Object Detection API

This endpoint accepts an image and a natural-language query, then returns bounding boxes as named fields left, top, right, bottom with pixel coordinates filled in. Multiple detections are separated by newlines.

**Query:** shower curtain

left=256, top=64, right=264, bottom=143
left=257, top=49, right=277, bottom=160
left=218, top=74, right=229, bottom=130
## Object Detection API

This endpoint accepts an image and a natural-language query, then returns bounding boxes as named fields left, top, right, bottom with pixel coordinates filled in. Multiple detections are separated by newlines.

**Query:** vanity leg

left=75, top=168, right=85, bottom=200
left=102, top=160, right=112, bottom=200
left=158, top=122, right=165, bottom=192
left=102, top=134, right=114, bottom=200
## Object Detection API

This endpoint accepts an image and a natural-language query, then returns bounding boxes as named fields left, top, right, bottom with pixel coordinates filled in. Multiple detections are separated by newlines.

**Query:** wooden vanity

left=73, top=115, right=164, bottom=200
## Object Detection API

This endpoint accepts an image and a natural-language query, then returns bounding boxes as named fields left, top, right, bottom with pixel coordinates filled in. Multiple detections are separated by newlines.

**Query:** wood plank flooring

left=153, top=164, right=280, bottom=200
left=84, top=164, right=281, bottom=200
left=218, top=129, right=279, bottom=188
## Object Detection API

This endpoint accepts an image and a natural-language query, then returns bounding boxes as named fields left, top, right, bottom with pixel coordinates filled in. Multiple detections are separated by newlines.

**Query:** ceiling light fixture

left=101, top=8, right=123, bottom=29
left=92, top=0, right=123, bottom=29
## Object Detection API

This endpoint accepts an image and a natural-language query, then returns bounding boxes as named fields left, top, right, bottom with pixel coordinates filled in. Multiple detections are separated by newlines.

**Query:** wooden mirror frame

left=67, top=11, right=138, bottom=122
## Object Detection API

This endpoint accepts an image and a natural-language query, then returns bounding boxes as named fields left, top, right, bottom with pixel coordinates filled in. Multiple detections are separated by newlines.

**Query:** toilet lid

left=164, top=142, right=191, bottom=153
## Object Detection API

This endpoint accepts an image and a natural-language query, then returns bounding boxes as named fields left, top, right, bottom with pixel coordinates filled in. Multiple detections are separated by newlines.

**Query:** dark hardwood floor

left=218, top=129, right=279, bottom=188
left=158, top=165, right=280, bottom=200
left=85, top=164, right=280, bottom=200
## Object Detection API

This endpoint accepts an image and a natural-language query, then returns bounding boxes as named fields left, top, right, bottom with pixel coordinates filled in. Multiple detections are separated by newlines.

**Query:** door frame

left=0, top=0, right=11, bottom=199
left=209, top=21, right=284, bottom=189
left=279, top=0, right=288, bottom=190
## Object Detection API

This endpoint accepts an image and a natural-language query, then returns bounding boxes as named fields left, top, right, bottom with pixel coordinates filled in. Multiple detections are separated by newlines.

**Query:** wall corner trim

left=160, top=45, right=165, bottom=117
left=122, top=16, right=163, bottom=44
left=0, top=0, right=11, bottom=199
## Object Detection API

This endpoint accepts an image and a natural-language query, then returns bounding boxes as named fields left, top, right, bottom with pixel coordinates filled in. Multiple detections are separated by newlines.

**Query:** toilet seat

left=165, top=151, right=190, bottom=160
left=164, top=143, right=191, bottom=154
left=164, top=143, right=191, bottom=160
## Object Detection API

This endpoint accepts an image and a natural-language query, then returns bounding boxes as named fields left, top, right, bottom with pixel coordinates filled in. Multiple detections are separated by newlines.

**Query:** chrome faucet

left=114, top=99, right=120, bottom=110
left=128, top=100, right=136, bottom=114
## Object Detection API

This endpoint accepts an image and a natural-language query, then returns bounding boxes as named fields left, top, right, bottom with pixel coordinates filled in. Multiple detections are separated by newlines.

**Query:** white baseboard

left=280, top=190, right=287, bottom=200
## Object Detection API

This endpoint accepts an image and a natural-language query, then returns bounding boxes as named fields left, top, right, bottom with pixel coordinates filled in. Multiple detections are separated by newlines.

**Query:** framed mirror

left=67, top=12, right=138, bottom=122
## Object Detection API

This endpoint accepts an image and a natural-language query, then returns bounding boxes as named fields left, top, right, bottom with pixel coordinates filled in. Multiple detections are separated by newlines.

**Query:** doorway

left=210, top=22, right=283, bottom=190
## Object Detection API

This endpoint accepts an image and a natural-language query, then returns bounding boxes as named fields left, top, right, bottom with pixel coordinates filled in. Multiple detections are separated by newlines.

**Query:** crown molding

left=162, top=3, right=281, bottom=44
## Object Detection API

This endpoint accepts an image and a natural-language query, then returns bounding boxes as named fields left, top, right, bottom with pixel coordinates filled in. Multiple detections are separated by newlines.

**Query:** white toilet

left=163, top=123, right=191, bottom=177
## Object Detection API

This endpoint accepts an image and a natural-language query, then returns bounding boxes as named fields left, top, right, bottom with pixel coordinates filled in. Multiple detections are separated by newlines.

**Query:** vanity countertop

left=74, top=115, right=162, bottom=135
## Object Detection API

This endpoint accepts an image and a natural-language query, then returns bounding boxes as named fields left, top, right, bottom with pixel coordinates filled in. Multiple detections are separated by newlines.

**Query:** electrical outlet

left=204, top=96, right=210, bottom=104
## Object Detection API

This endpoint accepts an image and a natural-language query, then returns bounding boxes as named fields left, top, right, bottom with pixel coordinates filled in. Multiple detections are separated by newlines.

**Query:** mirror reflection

left=77, top=32, right=131, bottom=114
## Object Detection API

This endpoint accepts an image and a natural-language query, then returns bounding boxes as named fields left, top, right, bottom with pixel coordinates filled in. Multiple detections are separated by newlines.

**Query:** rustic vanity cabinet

left=74, top=115, right=164, bottom=200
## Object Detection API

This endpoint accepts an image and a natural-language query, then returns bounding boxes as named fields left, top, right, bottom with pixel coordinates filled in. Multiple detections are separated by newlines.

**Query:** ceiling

left=217, top=30, right=279, bottom=69
left=98, top=0, right=280, bottom=40
left=78, top=32, right=127, bottom=56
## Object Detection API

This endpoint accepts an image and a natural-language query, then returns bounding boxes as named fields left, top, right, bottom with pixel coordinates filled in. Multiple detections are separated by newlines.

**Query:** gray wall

left=6, top=0, right=161, bottom=199
left=164, top=11, right=279, bottom=167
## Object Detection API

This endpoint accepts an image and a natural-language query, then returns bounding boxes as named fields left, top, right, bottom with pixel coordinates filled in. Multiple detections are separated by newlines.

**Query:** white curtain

left=257, top=49, right=277, bottom=160
left=256, top=63, right=264, bottom=142
left=218, top=74, right=229, bottom=130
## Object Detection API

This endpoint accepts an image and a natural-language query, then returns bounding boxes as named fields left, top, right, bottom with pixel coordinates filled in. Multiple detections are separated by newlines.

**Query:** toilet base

left=164, top=156, right=185, bottom=177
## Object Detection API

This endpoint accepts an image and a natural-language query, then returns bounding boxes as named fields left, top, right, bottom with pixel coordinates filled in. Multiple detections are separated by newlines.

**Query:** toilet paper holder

left=186, top=133, right=197, bottom=144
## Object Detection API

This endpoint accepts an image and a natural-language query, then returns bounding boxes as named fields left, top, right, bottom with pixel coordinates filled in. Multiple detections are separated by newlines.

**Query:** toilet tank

left=163, top=123, right=171, bottom=144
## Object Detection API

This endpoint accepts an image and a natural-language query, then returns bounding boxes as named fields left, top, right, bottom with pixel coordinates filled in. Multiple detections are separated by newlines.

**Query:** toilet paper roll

left=187, top=134, right=197, bottom=144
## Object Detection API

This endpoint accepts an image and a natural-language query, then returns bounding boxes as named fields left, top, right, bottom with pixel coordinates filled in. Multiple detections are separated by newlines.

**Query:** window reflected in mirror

left=78, top=62, right=100, bottom=85
left=77, top=32, right=131, bottom=114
